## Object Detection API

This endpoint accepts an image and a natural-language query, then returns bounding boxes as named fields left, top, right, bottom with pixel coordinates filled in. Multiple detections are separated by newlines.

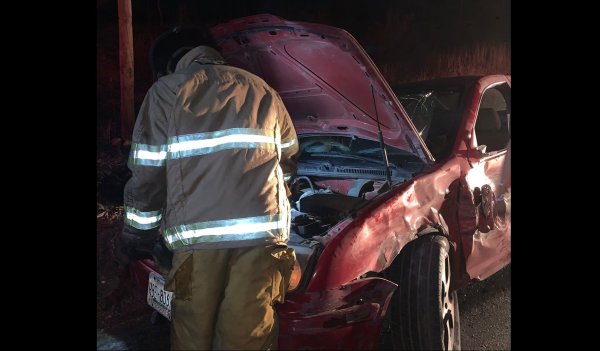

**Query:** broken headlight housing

left=286, top=233, right=322, bottom=292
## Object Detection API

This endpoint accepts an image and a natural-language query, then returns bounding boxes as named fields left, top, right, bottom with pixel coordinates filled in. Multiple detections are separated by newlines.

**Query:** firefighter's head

left=149, top=25, right=220, bottom=78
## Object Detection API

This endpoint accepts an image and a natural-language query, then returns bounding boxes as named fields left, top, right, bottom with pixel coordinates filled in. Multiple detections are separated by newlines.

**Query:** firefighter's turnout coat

left=123, top=46, right=299, bottom=252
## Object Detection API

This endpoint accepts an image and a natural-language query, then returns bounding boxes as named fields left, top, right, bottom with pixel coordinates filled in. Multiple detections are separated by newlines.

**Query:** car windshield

left=299, top=134, right=424, bottom=169
left=393, top=85, right=465, bottom=161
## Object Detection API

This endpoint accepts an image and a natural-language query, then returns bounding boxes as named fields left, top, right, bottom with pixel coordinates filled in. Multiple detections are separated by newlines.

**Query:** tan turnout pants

left=164, top=245, right=296, bottom=350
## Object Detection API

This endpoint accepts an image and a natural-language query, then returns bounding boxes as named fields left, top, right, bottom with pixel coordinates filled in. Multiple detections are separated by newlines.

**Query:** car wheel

left=382, top=235, right=460, bottom=350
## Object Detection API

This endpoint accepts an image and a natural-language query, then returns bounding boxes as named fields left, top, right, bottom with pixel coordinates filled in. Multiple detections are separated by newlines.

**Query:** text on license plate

left=147, top=271, right=173, bottom=321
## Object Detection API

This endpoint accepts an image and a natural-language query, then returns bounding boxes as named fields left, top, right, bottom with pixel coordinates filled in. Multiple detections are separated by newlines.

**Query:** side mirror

left=475, top=144, right=487, bottom=155
left=468, top=145, right=487, bottom=164
left=466, top=132, right=486, bottom=166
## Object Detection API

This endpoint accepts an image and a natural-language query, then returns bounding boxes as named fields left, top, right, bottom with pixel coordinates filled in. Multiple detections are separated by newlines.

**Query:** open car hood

left=211, top=14, right=430, bottom=162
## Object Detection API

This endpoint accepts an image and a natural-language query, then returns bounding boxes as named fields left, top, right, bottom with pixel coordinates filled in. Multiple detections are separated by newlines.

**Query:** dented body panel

left=307, top=158, right=461, bottom=292
left=393, top=74, right=511, bottom=283
left=277, top=277, right=397, bottom=349
left=455, top=75, right=512, bottom=280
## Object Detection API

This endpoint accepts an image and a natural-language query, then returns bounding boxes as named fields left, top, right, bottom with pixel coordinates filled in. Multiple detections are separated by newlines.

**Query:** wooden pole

left=118, top=0, right=134, bottom=143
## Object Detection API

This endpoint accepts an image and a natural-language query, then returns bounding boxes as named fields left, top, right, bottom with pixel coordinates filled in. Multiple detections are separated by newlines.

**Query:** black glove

left=119, top=227, right=158, bottom=262
left=152, top=237, right=174, bottom=275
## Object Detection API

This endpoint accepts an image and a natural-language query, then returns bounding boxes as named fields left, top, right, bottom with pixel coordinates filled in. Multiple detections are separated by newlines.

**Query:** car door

left=461, top=75, right=511, bottom=280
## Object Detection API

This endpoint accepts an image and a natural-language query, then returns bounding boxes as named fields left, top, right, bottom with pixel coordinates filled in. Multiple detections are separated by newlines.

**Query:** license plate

left=147, top=271, right=173, bottom=321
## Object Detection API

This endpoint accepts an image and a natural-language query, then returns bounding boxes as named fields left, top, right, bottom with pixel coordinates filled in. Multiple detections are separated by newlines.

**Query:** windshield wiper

left=307, top=152, right=395, bottom=167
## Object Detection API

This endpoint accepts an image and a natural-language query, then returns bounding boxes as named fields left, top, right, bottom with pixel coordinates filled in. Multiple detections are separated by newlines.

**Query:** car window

left=394, top=86, right=464, bottom=161
left=474, top=83, right=511, bottom=153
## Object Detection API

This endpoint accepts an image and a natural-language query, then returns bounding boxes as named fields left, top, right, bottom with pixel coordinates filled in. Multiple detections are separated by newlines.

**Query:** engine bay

left=287, top=134, right=426, bottom=240
left=289, top=176, right=385, bottom=239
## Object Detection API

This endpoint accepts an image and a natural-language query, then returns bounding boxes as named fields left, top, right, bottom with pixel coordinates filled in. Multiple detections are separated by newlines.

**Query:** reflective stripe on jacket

left=124, top=46, right=299, bottom=252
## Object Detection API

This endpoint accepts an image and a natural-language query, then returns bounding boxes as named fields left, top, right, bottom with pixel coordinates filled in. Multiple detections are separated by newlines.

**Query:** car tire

left=382, top=234, right=460, bottom=350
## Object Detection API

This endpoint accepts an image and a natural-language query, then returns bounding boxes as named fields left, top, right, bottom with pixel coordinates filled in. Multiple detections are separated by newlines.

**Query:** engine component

left=293, top=214, right=330, bottom=238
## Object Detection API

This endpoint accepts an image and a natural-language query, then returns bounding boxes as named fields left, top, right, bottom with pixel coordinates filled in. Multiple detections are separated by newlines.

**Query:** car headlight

left=286, top=241, right=321, bottom=293
left=288, top=260, right=302, bottom=291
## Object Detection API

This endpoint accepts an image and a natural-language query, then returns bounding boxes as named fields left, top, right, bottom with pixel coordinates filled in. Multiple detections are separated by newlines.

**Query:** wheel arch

left=389, top=224, right=467, bottom=292
left=380, top=231, right=462, bottom=350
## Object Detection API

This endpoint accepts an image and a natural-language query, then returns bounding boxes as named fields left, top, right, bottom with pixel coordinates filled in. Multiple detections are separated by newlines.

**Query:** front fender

left=307, top=158, right=461, bottom=292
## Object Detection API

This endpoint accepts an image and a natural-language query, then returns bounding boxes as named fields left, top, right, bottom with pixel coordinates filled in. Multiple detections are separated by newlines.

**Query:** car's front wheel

left=382, top=234, right=460, bottom=350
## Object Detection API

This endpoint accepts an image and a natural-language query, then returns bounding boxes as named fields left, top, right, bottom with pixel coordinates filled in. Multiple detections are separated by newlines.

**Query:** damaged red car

left=130, top=14, right=511, bottom=350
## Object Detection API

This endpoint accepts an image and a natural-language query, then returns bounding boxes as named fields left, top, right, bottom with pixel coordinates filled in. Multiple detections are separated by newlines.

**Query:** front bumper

left=277, top=277, right=397, bottom=349
left=130, top=260, right=397, bottom=349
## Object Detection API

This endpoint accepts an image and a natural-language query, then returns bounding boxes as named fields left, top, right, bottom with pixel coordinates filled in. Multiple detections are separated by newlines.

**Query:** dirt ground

left=97, top=213, right=151, bottom=331
left=97, top=150, right=149, bottom=331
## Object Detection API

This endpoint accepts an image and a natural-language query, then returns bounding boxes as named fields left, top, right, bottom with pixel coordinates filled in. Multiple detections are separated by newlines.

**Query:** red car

left=130, top=14, right=511, bottom=350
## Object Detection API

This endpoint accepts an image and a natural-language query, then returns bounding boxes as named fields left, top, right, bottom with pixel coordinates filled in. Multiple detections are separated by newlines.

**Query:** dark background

left=97, top=0, right=510, bottom=146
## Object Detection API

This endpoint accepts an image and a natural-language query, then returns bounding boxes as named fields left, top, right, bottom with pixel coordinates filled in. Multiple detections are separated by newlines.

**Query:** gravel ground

left=458, top=264, right=511, bottom=350
left=97, top=265, right=510, bottom=350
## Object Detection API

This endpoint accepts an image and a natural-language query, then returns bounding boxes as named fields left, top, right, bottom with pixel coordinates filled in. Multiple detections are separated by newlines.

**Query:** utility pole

left=118, top=0, right=134, bottom=143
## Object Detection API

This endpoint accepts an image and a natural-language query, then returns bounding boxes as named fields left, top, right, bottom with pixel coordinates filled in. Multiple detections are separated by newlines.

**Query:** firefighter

left=119, top=26, right=299, bottom=350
